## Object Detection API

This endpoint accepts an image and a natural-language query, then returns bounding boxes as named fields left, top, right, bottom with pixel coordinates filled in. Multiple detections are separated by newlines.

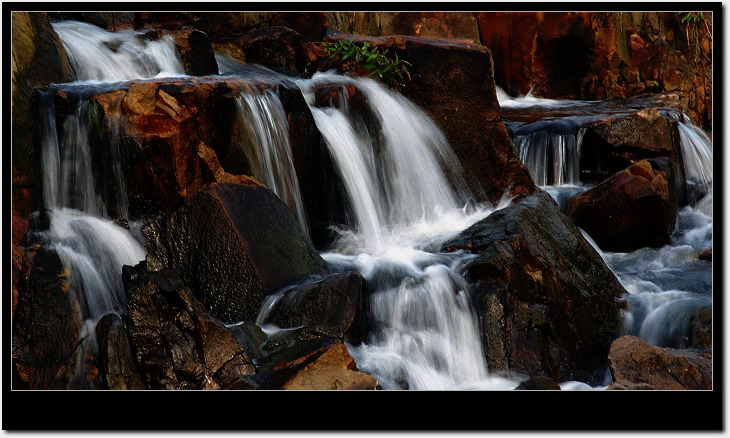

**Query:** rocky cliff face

left=476, top=12, right=713, bottom=129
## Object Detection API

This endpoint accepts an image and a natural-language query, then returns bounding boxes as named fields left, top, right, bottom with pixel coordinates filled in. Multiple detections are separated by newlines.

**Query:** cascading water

left=293, top=73, right=516, bottom=389
left=52, top=20, right=185, bottom=82
left=234, top=89, right=309, bottom=235
left=500, top=89, right=714, bottom=351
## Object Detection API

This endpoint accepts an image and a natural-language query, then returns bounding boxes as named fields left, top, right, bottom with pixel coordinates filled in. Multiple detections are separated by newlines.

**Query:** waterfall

left=234, top=89, right=309, bottom=235
left=36, top=90, right=146, bottom=388
left=288, top=73, right=516, bottom=389
left=52, top=20, right=185, bottom=82
left=513, top=128, right=585, bottom=186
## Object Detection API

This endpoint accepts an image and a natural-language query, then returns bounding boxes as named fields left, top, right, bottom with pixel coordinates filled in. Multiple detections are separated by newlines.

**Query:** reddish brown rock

left=281, top=343, right=379, bottom=390
left=608, top=335, right=712, bottom=390
left=325, top=12, right=480, bottom=41
left=568, top=160, right=676, bottom=252
left=475, top=12, right=712, bottom=129
left=212, top=26, right=304, bottom=73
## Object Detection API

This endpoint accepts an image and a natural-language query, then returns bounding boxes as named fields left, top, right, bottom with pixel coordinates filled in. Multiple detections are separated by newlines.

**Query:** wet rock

left=608, top=335, right=712, bottom=390
left=12, top=248, right=84, bottom=389
left=123, top=261, right=257, bottom=389
left=580, top=111, right=686, bottom=195
left=441, top=190, right=625, bottom=383
left=260, top=272, right=366, bottom=341
left=281, top=343, right=380, bottom=390
left=568, top=160, right=676, bottom=252
left=95, top=313, right=144, bottom=390
left=515, top=376, right=561, bottom=390
left=688, top=307, right=712, bottom=349
left=316, top=33, right=536, bottom=203
left=213, top=26, right=304, bottom=73
left=607, top=379, right=654, bottom=390
left=143, top=182, right=325, bottom=323
left=698, top=248, right=712, bottom=261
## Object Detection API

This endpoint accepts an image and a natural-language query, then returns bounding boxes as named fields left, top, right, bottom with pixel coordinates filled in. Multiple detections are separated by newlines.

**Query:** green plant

left=681, top=12, right=705, bottom=24
left=321, top=40, right=412, bottom=89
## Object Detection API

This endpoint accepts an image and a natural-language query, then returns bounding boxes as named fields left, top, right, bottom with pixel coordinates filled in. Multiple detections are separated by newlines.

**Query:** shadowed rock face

left=568, top=160, right=676, bottom=252
left=122, top=261, right=257, bottom=389
left=608, top=335, right=712, bottom=390
left=95, top=313, right=145, bottom=390
left=441, top=191, right=625, bottom=383
left=260, top=271, right=366, bottom=342
left=12, top=248, right=84, bottom=389
left=143, top=182, right=326, bottom=323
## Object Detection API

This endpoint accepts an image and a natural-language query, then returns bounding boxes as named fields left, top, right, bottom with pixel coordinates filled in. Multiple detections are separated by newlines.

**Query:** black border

left=3, top=1, right=724, bottom=431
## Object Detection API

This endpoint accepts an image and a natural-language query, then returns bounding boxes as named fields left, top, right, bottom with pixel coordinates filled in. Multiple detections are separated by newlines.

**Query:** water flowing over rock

left=568, top=160, right=677, bottom=252
left=143, top=182, right=325, bottom=323
left=608, top=335, right=711, bottom=390
left=442, top=191, right=626, bottom=383
left=122, top=261, right=257, bottom=389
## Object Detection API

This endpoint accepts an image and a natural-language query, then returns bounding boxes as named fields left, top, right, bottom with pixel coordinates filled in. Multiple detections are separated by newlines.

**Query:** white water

left=52, top=20, right=185, bottom=82
left=234, top=89, right=309, bottom=235
left=496, top=86, right=588, bottom=108
left=513, top=128, right=586, bottom=186
left=290, top=73, right=518, bottom=389
left=37, top=91, right=146, bottom=388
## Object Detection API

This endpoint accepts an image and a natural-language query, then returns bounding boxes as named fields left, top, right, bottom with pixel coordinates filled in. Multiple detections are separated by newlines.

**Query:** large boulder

left=608, top=335, right=712, bottom=390
left=95, top=313, right=145, bottom=390
left=281, top=343, right=380, bottom=390
left=441, top=190, right=626, bottom=383
left=143, top=182, right=325, bottom=323
left=258, top=271, right=366, bottom=341
left=122, top=261, right=257, bottom=389
left=568, top=160, right=676, bottom=252
left=12, top=12, right=74, bottom=219
left=12, top=248, right=83, bottom=389
left=312, top=33, right=536, bottom=203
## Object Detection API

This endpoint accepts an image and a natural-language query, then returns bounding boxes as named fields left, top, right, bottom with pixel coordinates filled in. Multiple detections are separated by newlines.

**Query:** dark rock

left=143, top=182, right=325, bottom=323
left=171, top=29, right=219, bottom=76
left=326, top=12, right=480, bottom=41
left=123, top=261, right=257, bottom=389
left=688, top=307, right=712, bottom=349
left=12, top=248, right=83, bottom=389
left=49, top=12, right=136, bottom=31
left=260, top=272, right=366, bottom=341
left=607, top=379, right=654, bottom=390
left=95, top=313, right=144, bottom=390
left=441, top=190, right=625, bottom=383
left=608, top=335, right=712, bottom=390
left=568, top=160, right=676, bottom=252
left=213, top=26, right=304, bottom=73
left=516, top=376, right=561, bottom=390
left=698, top=248, right=712, bottom=261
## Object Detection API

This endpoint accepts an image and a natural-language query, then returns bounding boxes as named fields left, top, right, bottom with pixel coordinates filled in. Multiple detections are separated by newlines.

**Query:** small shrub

left=321, top=40, right=412, bottom=89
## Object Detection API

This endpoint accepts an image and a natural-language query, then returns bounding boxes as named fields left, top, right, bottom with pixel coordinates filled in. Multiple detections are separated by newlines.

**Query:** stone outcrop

left=95, top=313, right=145, bottom=390
left=608, top=335, right=712, bottom=390
left=143, top=182, right=325, bottom=323
left=568, top=160, right=676, bottom=252
left=212, top=26, right=305, bottom=73
left=281, top=343, right=380, bottom=390
left=441, top=191, right=625, bottom=383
